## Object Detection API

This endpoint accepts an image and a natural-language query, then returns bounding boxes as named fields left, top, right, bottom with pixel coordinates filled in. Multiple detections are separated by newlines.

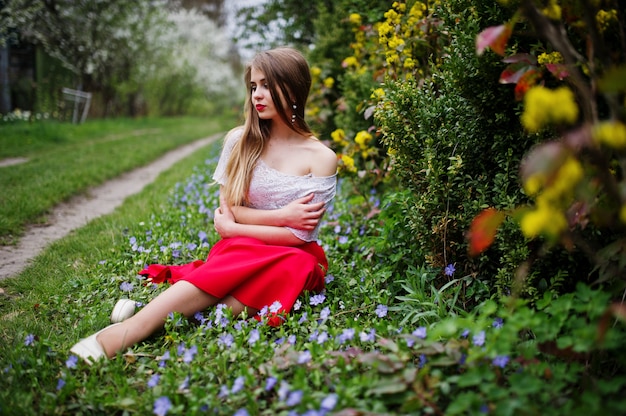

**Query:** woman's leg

left=97, top=281, right=220, bottom=358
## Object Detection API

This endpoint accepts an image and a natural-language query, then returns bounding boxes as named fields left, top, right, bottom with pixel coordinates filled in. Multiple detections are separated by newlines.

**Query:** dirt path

left=0, top=133, right=222, bottom=281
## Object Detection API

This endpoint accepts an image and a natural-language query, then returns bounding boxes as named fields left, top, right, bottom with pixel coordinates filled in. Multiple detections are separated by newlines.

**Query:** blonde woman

left=71, top=47, right=338, bottom=363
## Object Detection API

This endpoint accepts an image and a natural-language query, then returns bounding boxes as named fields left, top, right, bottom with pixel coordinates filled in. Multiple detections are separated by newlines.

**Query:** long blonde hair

left=223, top=47, right=314, bottom=206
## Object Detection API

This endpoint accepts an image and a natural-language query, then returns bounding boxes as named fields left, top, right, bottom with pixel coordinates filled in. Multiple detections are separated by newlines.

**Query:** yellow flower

left=393, top=2, right=406, bottom=12
left=593, top=121, right=626, bottom=149
left=342, top=56, right=359, bottom=68
left=323, top=77, right=335, bottom=89
left=521, top=86, right=579, bottom=133
left=403, top=57, right=416, bottom=69
left=387, top=36, right=405, bottom=50
left=340, top=154, right=357, bottom=172
left=370, top=88, right=385, bottom=101
left=354, top=130, right=373, bottom=149
left=310, top=66, right=322, bottom=78
left=377, top=21, right=393, bottom=38
left=596, top=9, right=617, bottom=33
left=537, top=51, right=563, bottom=65
left=349, top=13, right=362, bottom=25
left=331, top=128, right=346, bottom=143
left=542, top=0, right=562, bottom=20
left=523, top=173, right=545, bottom=196
left=520, top=198, right=568, bottom=238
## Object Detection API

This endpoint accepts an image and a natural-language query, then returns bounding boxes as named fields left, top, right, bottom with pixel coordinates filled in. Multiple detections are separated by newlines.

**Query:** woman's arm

left=231, top=193, right=326, bottom=231
left=214, top=194, right=306, bottom=246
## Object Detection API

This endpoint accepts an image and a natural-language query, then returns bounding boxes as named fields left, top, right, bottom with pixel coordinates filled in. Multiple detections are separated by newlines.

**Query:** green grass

left=0, top=116, right=237, bottom=243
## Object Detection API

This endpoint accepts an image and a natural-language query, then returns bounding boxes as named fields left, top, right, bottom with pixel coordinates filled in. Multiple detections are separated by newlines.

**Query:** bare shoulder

left=308, top=136, right=337, bottom=177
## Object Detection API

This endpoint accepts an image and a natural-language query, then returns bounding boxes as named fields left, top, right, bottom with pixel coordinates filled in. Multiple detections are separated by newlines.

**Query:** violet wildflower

left=316, top=331, right=329, bottom=344
left=233, top=410, right=249, bottom=416
left=492, top=317, right=504, bottom=328
left=172, top=249, right=181, bottom=258
left=158, top=351, right=170, bottom=368
left=278, top=381, right=290, bottom=401
left=359, top=329, right=376, bottom=342
left=375, top=304, right=388, bottom=318
left=338, top=235, right=349, bottom=244
left=56, top=378, right=65, bottom=390
left=413, top=326, right=427, bottom=339
left=319, top=306, right=331, bottom=321
left=298, top=350, right=312, bottom=364
left=182, top=345, right=198, bottom=363
left=231, top=376, right=245, bottom=394
left=178, top=376, right=189, bottom=391
left=248, top=329, right=260, bottom=345
left=293, top=299, right=302, bottom=311
left=198, top=230, right=208, bottom=243
left=461, top=329, right=470, bottom=338
left=120, top=282, right=134, bottom=292
left=65, top=355, right=78, bottom=369
left=286, top=390, right=304, bottom=407
left=310, top=293, right=326, bottom=306
left=218, top=385, right=230, bottom=398
left=320, top=393, right=338, bottom=411
left=187, top=242, right=197, bottom=251
left=418, top=354, right=427, bottom=368
left=492, top=355, right=510, bottom=368
left=218, top=333, right=234, bottom=348
left=148, top=374, right=160, bottom=388
left=325, top=274, right=335, bottom=283
left=265, top=376, right=278, bottom=391
left=338, top=328, right=355, bottom=344
left=269, top=300, right=282, bottom=314
left=444, top=263, right=456, bottom=276
left=472, top=330, right=486, bottom=347
left=24, top=334, right=35, bottom=346
left=153, top=396, right=172, bottom=416
left=298, top=312, right=308, bottom=324
left=288, top=334, right=297, bottom=345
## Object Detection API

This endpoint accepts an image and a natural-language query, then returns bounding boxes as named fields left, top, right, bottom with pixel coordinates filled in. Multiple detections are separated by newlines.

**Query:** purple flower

left=218, top=385, right=230, bottom=398
left=231, top=376, right=245, bottom=394
left=158, top=351, right=170, bottom=368
left=413, top=327, right=427, bottom=339
left=444, top=264, right=456, bottom=276
left=472, top=330, right=486, bottom=347
left=187, top=242, right=197, bottom=251
left=320, top=393, right=338, bottom=411
left=198, top=230, right=208, bottom=243
left=153, top=396, right=172, bottom=416
left=298, top=312, right=308, bottom=324
left=148, top=374, right=160, bottom=388
left=182, top=345, right=198, bottom=363
left=293, top=299, right=302, bottom=311
left=338, top=236, right=349, bottom=244
left=359, top=329, right=376, bottom=342
left=337, top=328, right=355, bottom=344
left=172, top=249, right=181, bottom=258
left=65, top=355, right=78, bottom=369
left=319, top=306, right=331, bottom=320
left=298, top=350, right=312, bottom=364
left=288, top=334, right=297, bottom=345
left=248, top=329, right=260, bottom=345
left=316, top=331, right=329, bottom=345
left=24, top=334, right=35, bottom=346
left=375, top=304, right=388, bottom=318
left=56, top=378, right=66, bottom=390
left=278, top=381, right=290, bottom=401
left=265, top=376, right=278, bottom=391
left=269, top=300, right=282, bottom=314
left=218, top=333, right=234, bottom=348
left=257, top=306, right=268, bottom=317
left=178, top=376, right=189, bottom=391
left=492, top=318, right=504, bottom=328
left=492, top=355, right=509, bottom=368
left=325, top=274, right=335, bottom=283
left=460, top=329, right=470, bottom=338
left=120, top=282, right=134, bottom=292
left=286, top=390, right=304, bottom=407
left=310, top=293, right=326, bottom=306
left=418, top=354, right=427, bottom=368
left=233, top=410, right=249, bottom=416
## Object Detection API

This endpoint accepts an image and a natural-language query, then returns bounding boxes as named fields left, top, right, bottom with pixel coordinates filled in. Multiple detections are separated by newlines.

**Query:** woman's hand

left=279, top=193, right=325, bottom=230
left=214, top=194, right=237, bottom=238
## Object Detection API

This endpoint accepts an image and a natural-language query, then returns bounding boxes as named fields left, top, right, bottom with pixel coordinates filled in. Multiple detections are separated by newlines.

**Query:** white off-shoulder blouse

left=213, top=128, right=337, bottom=242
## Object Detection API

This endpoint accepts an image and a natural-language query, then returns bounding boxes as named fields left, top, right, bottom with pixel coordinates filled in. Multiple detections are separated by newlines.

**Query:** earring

left=291, top=104, right=297, bottom=123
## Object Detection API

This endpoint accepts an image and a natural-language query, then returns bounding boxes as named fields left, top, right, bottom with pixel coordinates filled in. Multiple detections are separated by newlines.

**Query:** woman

left=70, top=47, right=338, bottom=364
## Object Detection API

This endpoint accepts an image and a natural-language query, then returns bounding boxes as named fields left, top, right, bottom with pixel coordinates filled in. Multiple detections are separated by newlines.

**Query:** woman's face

left=250, top=67, right=286, bottom=123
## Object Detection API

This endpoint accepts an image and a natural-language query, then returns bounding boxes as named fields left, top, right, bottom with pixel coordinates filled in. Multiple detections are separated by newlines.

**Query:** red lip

left=255, top=104, right=266, bottom=111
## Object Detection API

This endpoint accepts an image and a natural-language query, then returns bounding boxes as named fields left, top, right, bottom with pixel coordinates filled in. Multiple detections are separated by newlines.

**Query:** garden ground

left=0, top=133, right=222, bottom=281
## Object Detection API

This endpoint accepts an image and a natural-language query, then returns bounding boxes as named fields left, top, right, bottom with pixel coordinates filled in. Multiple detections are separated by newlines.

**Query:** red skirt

left=139, top=237, right=327, bottom=325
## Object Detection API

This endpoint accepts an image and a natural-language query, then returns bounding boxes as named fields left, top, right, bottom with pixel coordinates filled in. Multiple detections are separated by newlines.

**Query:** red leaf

left=500, top=63, right=534, bottom=84
left=514, top=68, right=542, bottom=100
left=476, top=24, right=513, bottom=56
left=545, top=63, right=570, bottom=80
left=467, top=208, right=506, bottom=256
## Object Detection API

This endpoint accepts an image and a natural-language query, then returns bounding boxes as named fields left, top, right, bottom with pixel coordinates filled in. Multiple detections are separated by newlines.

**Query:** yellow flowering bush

left=520, top=86, right=579, bottom=132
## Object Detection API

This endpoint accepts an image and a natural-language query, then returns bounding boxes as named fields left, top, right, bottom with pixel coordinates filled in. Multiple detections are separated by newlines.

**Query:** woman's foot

left=110, top=299, right=136, bottom=323
left=69, top=323, right=121, bottom=365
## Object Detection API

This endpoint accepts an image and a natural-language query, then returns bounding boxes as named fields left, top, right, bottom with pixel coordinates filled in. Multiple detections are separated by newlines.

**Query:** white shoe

left=69, top=323, right=121, bottom=365
left=110, top=299, right=136, bottom=323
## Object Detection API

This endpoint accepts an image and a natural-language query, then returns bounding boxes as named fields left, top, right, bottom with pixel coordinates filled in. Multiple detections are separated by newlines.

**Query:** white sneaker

left=110, top=299, right=136, bottom=323
left=69, top=323, right=121, bottom=365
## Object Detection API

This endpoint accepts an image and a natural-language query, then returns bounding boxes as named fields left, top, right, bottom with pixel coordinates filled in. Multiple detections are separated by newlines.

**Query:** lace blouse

left=212, top=128, right=337, bottom=242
